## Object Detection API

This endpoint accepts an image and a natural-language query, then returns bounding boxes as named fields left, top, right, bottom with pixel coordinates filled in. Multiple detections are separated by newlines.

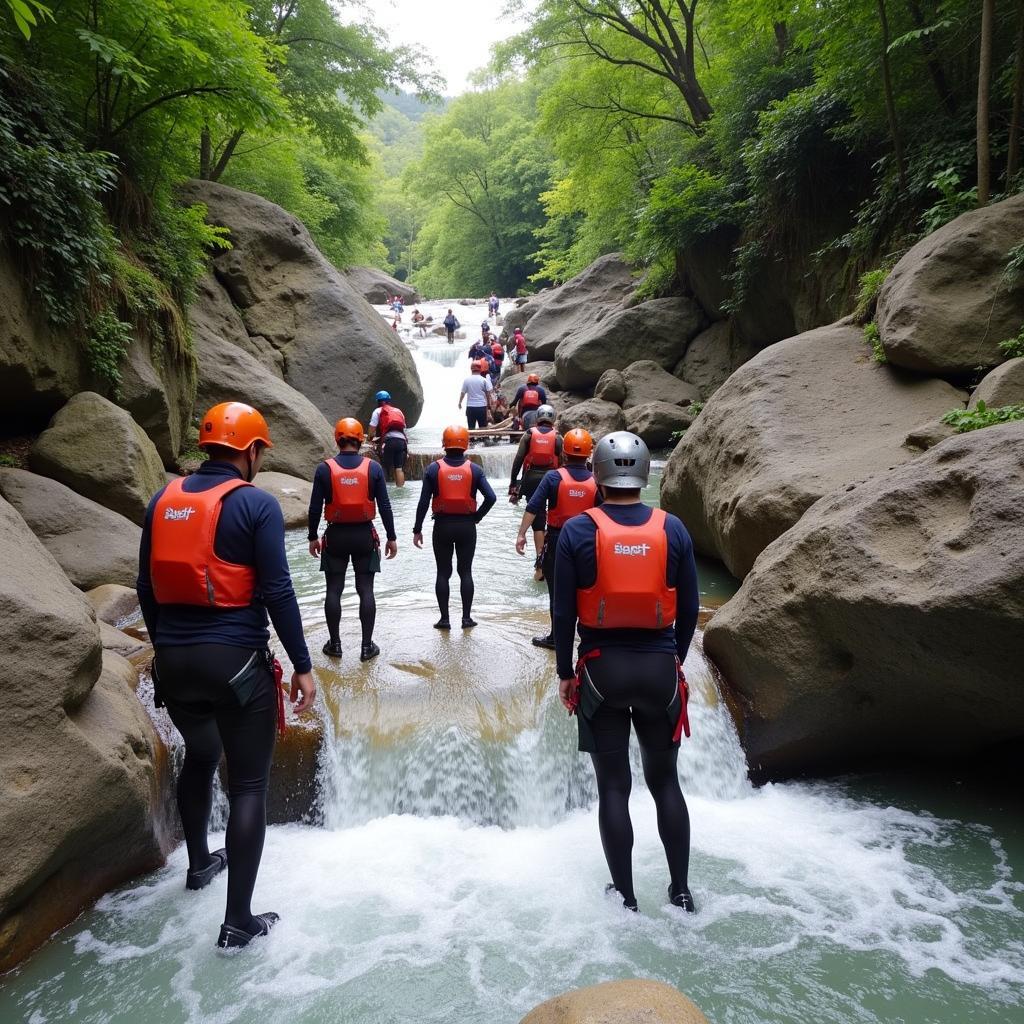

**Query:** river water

left=2, top=301, right=1022, bottom=1023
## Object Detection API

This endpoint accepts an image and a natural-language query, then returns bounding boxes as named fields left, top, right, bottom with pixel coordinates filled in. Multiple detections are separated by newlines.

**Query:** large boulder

left=554, top=297, right=705, bottom=391
left=344, top=265, right=421, bottom=305
left=662, top=324, right=968, bottom=578
left=674, top=319, right=760, bottom=398
left=0, top=497, right=170, bottom=971
left=705, top=421, right=1024, bottom=778
left=512, top=254, right=638, bottom=361
left=521, top=980, right=709, bottom=1024
left=877, top=194, right=1024, bottom=375
left=191, top=297, right=336, bottom=479
left=29, top=392, right=166, bottom=526
left=621, top=359, right=700, bottom=409
left=0, top=468, right=141, bottom=590
left=968, top=356, right=1024, bottom=408
left=180, top=180, right=423, bottom=426
left=626, top=401, right=695, bottom=447
left=594, top=368, right=626, bottom=404
left=556, top=398, right=626, bottom=439
left=191, top=272, right=283, bottom=375
left=254, top=471, right=313, bottom=528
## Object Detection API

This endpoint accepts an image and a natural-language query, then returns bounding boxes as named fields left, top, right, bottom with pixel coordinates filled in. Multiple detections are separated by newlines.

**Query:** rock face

left=520, top=980, right=709, bottom=1024
left=254, top=471, right=313, bottom=528
left=705, top=421, right=1024, bottom=778
left=29, top=392, right=166, bottom=526
left=674, top=319, right=760, bottom=398
left=180, top=180, right=423, bottom=427
left=661, top=324, right=968, bottom=578
left=969, top=356, right=1024, bottom=408
left=554, top=297, right=704, bottom=390
left=511, top=254, right=637, bottom=361
left=877, top=194, right=1024, bottom=375
left=191, top=298, right=336, bottom=479
left=556, top=398, right=626, bottom=439
left=191, top=272, right=283, bottom=375
left=594, top=368, right=626, bottom=404
left=0, top=468, right=142, bottom=590
left=621, top=359, right=700, bottom=409
left=344, top=265, right=421, bottom=304
left=626, top=401, right=694, bottom=447
left=86, top=584, right=141, bottom=626
left=0, top=496, right=171, bottom=971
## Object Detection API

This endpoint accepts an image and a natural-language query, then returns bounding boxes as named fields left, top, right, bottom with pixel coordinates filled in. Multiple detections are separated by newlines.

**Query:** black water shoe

left=185, top=849, right=226, bottom=891
left=433, top=618, right=451, bottom=630
left=605, top=883, right=638, bottom=913
left=531, top=634, right=556, bottom=649
left=461, top=617, right=477, bottom=629
left=322, top=640, right=343, bottom=658
left=668, top=883, right=696, bottom=913
left=360, top=642, right=380, bottom=662
left=216, top=912, right=279, bottom=949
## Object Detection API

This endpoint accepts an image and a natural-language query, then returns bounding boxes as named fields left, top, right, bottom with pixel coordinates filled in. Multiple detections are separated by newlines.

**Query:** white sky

left=375, top=0, right=532, bottom=95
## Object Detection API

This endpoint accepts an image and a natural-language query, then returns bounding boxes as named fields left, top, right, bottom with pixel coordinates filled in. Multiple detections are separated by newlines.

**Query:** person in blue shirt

left=413, top=425, right=496, bottom=629
left=554, top=432, right=700, bottom=915
left=307, top=418, right=397, bottom=662
left=137, top=402, right=315, bottom=950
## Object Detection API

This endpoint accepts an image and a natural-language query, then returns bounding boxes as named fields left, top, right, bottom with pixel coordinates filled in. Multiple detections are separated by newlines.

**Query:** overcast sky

left=375, top=0, right=532, bottom=95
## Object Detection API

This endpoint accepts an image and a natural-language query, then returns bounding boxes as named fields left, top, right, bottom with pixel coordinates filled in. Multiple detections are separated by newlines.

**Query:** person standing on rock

left=459, top=358, right=494, bottom=434
left=554, top=431, right=700, bottom=915
left=308, top=417, right=397, bottom=663
left=413, top=425, right=496, bottom=629
left=516, top=428, right=599, bottom=649
left=368, top=389, right=408, bottom=488
left=137, top=401, right=316, bottom=950
left=509, top=405, right=562, bottom=569
left=512, top=326, right=528, bottom=367
left=444, top=308, right=460, bottom=345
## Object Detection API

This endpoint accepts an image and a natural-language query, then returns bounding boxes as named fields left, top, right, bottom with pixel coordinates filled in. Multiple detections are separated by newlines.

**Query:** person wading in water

left=308, top=417, right=398, bottom=662
left=509, top=404, right=561, bottom=571
left=368, top=389, right=408, bottom=488
left=413, top=425, right=496, bottom=629
left=553, top=431, right=700, bottom=914
left=137, top=402, right=316, bottom=949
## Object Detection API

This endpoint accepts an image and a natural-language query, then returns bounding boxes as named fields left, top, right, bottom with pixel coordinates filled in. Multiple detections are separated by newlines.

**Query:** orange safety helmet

left=527, top=372, right=540, bottom=384
left=442, top=424, right=470, bottom=451
left=562, top=428, right=594, bottom=458
left=334, top=417, right=365, bottom=445
left=476, top=358, right=490, bottom=373
left=198, top=402, right=273, bottom=451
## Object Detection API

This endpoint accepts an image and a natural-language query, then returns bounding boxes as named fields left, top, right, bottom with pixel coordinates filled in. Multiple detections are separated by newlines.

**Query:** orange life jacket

left=150, top=478, right=256, bottom=608
left=576, top=507, right=677, bottom=629
left=547, top=467, right=598, bottom=528
left=491, top=342, right=503, bottom=360
left=377, top=404, right=407, bottom=437
left=324, top=457, right=376, bottom=524
left=432, top=459, right=477, bottom=515
left=520, top=386, right=541, bottom=410
left=523, top=427, right=558, bottom=470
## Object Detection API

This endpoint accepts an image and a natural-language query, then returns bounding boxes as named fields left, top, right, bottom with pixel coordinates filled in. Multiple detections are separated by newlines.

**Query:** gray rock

left=344, top=266, right=421, bottom=304
left=625, top=401, right=695, bottom=448
left=0, top=469, right=141, bottom=590
left=29, top=393, right=166, bottom=526
left=254, top=471, right=313, bottom=528
left=968, top=356, right=1024, bottom=408
left=180, top=180, right=423, bottom=427
left=674, top=320, right=759, bottom=398
left=521, top=979, right=710, bottom=1024
left=190, top=273, right=283, bottom=375
left=704, top=421, right=1024, bottom=778
left=555, top=398, right=626, bottom=440
left=554, top=297, right=705, bottom=391
left=877, top=194, right=1024, bottom=374
left=500, top=361, right=558, bottom=395
left=661, top=324, right=968, bottom=578
left=100, top=620, right=149, bottom=660
left=594, top=368, right=626, bottom=405
left=621, top=360, right=700, bottom=410
left=903, top=420, right=958, bottom=452
left=86, top=584, right=141, bottom=626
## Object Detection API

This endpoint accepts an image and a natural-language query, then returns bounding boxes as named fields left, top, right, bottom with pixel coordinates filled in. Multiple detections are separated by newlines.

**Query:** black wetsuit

left=510, top=426, right=562, bottom=533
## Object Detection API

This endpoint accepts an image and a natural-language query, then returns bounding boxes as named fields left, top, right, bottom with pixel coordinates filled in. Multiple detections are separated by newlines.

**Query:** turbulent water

left=2, top=301, right=1021, bottom=1024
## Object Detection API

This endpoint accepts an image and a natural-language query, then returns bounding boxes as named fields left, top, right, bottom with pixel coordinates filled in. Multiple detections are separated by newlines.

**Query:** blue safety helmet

left=375, top=390, right=391, bottom=402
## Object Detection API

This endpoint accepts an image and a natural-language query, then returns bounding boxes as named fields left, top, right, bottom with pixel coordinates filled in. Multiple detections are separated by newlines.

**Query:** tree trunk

left=1008, top=0, right=1024, bottom=184
left=978, top=0, right=995, bottom=205
left=209, top=130, right=245, bottom=182
left=199, top=126, right=212, bottom=179
left=904, top=0, right=957, bottom=115
left=774, top=22, right=788, bottom=63
left=877, top=0, right=906, bottom=189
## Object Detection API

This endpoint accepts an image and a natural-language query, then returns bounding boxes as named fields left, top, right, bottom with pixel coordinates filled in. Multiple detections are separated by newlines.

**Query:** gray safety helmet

left=592, top=431, right=650, bottom=488
left=535, top=404, right=556, bottom=425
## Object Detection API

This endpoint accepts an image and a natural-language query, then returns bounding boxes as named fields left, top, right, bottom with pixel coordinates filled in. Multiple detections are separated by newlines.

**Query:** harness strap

left=569, top=648, right=602, bottom=716
left=274, top=657, right=287, bottom=735
left=673, top=657, right=691, bottom=741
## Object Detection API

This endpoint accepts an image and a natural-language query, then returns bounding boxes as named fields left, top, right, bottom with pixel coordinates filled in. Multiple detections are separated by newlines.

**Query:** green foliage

left=86, top=310, right=133, bottom=390
left=854, top=263, right=894, bottom=321
left=4, top=0, right=51, bottom=39
left=1004, top=242, right=1024, bottom=282
left=941, top=401, right=1024, bottom=433
left=998, top=329, right=1024, bottom=360
left=689, top=401, right=704, bottom=416
left=0, top=453, right=18, bottom=467
left=919, top=169, right=978, bottom=235
left=863, top=321, right=887, bottom=363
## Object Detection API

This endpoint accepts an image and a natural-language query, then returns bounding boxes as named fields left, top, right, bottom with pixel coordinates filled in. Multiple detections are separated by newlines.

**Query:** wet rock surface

left=520, top=979, right=709, bottom=1024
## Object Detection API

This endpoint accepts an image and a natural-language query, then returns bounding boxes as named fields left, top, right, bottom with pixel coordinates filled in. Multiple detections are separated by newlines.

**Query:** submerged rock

left=520, top=979, right=709, bottom=1024
left=661, top=324, right=967, bottom=578
left=969, top=356, right=1024, bottom=408
left=704, top=421, right=1024, bottom=778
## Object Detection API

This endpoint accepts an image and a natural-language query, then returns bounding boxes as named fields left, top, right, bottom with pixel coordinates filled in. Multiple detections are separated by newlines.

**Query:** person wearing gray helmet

left=509, top=404, right=562, bottom=570
left=552, top=431, right=700, bottom=914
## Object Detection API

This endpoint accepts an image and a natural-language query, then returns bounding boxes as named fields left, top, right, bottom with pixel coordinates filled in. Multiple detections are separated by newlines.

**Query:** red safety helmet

left=198, top=402, right=273, bottom=451
left=442, top=425, right=470, bottom=451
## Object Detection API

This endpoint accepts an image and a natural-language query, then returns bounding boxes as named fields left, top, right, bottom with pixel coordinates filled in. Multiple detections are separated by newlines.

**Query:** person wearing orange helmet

left=458, top=357, right=494, bottom=435
left=512, top=372, right=547, bottom=428
left=308, top=417, right=397, bottom=662
left=136, top=402, right=316, bottom=950
left=515, top=427, right=600, bottom=649
left=509, top=404, right=562, bottom=570
left=412, top=425, right=496, bottom=629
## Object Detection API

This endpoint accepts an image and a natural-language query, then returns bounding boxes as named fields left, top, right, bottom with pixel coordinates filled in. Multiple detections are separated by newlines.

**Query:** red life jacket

left=432, top=459, right=477, bottom=515
left=520, top=386, right=541, bottom=410
left=377, top=404, right=407, bottom=437
left=547, top=467, right=598, bottom=528
left=150, top=478, right=256, bottom=608
left=523, top=427, right=558, bottom=470
left=576, top=507, right=677, bottom=629
left=324, top=457, right=376, bottom=524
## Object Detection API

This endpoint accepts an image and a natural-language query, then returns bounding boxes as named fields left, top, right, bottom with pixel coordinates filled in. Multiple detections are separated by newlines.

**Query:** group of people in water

left=136, top=346, right=700, bottom=952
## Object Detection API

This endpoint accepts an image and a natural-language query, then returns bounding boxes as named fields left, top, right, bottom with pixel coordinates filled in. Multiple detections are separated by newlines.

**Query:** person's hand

left=385, top=539, right=398, bottom=559
left=413, top=532, right=424, bottom=549
left=290, top=671, right=317, bottom=714
left=558, top=677, right=576, bottom=711
left=308, top=539, right=322, bottom=557
left=515, top=533, right=527, bottom=556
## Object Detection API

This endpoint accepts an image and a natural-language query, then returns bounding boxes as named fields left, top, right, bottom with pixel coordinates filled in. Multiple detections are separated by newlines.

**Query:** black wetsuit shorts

left=381, top=434, right=408, bottom=471
left=321, top=521, right=378, bottom=576
left=522, top=468, right=549, bottom=532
